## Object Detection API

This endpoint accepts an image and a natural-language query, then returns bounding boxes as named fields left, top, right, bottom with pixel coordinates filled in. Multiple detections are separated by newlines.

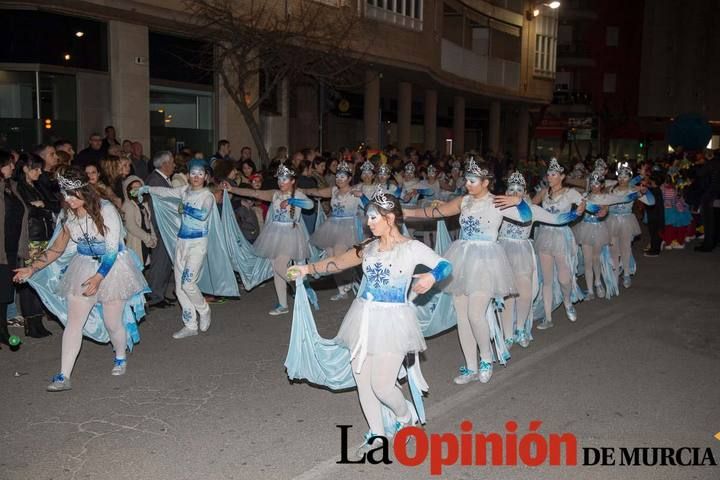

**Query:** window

left=603, top=73, right=616, bottom=93
left=534, top=11, right=558, bottom=77
left=150, top=86, right=213, bottom=155
left=365, top=0, right=423, bottom=31
left=606, top=26, right=619, bottom=47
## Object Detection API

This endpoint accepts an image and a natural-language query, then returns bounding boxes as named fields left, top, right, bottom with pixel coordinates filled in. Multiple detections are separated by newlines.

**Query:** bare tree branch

left=183, top=0, right=373, bottom=166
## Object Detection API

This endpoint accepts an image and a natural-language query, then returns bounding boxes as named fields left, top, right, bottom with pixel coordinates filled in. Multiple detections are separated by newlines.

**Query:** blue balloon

left=667, top=113, right=712, bottom=150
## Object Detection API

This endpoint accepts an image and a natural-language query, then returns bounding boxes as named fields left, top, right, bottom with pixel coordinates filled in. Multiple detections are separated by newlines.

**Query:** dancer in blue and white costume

left=573, top=169, right=617, bottom=301
left=286, top=188, right=452, bottom=457
left=405, top=159, right=535, bottom=384
left=134, top=160, right=221, bottom=339
left=304, top=161, right=365, bottom=300
left=355, top=160, right=378, bottom=198
left=224, top=165, right=314, bottom=315
left=532, top=158, right=586, bottom=329
left=396, top=162, right=422, bottom=206
left=608, top=164, right=655, bottom=288
left=14, top=167, right=148, bottom=391
left=375, top=164, right=400, bottom=196
left=498, top=171, right=585, bottom=349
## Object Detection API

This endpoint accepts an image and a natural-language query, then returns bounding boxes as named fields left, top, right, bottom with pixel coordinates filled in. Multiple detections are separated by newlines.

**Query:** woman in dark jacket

left=0, top=150, right=31, bottom=347
left=13, top=154, right=53, bottom=337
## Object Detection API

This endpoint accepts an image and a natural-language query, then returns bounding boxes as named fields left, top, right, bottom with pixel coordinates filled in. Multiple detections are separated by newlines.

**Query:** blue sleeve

left=360, top=195, right=370, bottom=207
left=288, top=197, right=314, bottom=209
left=585, top=202, right=601, bottom=215
left=517, top=200, right=532, bottom=223
left=630, top=175, right=643, bottom=186
left=393, top=185, right=403, bottom=197
left=430, top=260, right=452, bottom=282
left=643, top=189, right=655, bottom=206
left=183, top=202, right=211, bottom=221
left=416, top=188, right=434, bottom=196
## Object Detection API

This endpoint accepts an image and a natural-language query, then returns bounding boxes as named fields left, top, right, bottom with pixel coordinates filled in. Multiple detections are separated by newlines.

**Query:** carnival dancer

left=286, top=188, right=452, bottom=457
left=134, top=159, right=223, bottom=338
left=573, top=170, right=617, bottom=300
left=404, top=159, right=534, bottom=384
left=498, top=171, right=585, bottom=349
left=13, top=167, right=148, bottom=391
left=355, top=160, right=378, bottom=199
left=304, top=161, right=365, bottom=300
left=223, top=165, right=314, bottom=315
left=607, top=164, right=655, bottom=288
left=395, top=162, right=422, bottom=206
left=532, top=158, right=586, bottom=329
left=376, top=164, right=400, bottom=196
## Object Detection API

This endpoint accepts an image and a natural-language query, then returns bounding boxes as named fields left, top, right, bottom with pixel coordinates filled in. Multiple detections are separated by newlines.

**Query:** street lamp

left=527, top=1, right=561, bottom=20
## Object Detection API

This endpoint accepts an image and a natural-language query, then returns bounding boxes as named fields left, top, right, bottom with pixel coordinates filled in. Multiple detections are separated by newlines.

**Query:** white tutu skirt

left=253, top=221, right=310, bottom=260
left=535, top=225, right=577, bottom=257
left=444, top=240, right=517, bottom=296
left=335, top=299, right=426, bottom=355
left=499, top=238, right=536, bottom=276
left=59, top=251, right=148, bottom=302
left=311, top=217, right=358, bottom=250
left=608, top=214, right=641, bottom=239
left=573, top=221, right=610, bottom=247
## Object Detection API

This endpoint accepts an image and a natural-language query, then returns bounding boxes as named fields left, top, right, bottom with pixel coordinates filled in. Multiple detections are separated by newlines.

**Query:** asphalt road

left=1, top=244, right=718, bottom=480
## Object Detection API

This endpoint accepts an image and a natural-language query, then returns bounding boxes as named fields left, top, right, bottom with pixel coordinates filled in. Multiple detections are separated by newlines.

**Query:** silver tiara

left=404, top=163, right=416, bottom=173
left=547, top=158, right=564, bottom=174
left=465, top=158, right=490, bottom=178
left=508, top=171, right=527, bottom=189
left=275, top=164, right=295, bottom=178
left=589, top=169, right=605, bottom=185
left=57, top=173, right=88, bottom=190
left=336, top=160, right=352, bottom=176
left=377, top=164, right=391, bottom=176
left=450, top=161, right=461, bottom=171
left=594, top=158, right=607, bottom=171
left=616, top=163, right=632, bottom=178
left=360, top=160, right=375, bottom=173
left=370, top=185, right=395, bottom=210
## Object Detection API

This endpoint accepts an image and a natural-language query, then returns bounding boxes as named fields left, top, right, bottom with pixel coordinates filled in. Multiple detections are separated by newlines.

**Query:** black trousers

left=648, top=218, right=664, bottom=253
left=701, top=201, right=718, bottom=249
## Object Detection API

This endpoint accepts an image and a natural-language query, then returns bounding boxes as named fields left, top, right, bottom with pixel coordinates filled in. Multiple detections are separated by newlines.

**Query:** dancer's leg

left=272, top=255, right=292, bottom=307
left=539, top=254, right=555, bottom=323
left=467, top=292, right=494, bottom=364
left=351, top=356, right=384, bottom=436
left=581, top=244, right=594, bottom=293
left=452, top=294, right=477, bottom=372
left=60, top=295, right=96, bottom=377
left=370, top=353, right=408, bottom=420
left=101, top=300, right=127, bottom=359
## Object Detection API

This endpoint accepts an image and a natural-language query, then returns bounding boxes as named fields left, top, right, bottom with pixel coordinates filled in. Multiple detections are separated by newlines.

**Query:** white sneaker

left=536, top=320, right=554, bottom=330
left=172, top=326, right=199, bottom=339
left=199, top=311, right=211, bottom=332
left=595, top=283, right=606, bottom=299
left=517, top=333, right=530, bottom=348
left=565, top=304, right=577, bottom=322
left=585, top=292, right=596, bottom=301
left=623, top=276, right=632, bottom=288
left=453, top=366, right=479, bottom=385
left=478, top=361, right=493, bottom=383
left=111, top=358, right=127, bottom=376
left=268, top=305, right=289, bottom=316
left=330, top=292, right=349, bottom=301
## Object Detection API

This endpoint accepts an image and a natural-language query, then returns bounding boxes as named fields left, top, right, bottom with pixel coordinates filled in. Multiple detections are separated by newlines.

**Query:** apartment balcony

left=440, top=39, right=519, bottom=91
left=364, top=0, right=423, bottom=31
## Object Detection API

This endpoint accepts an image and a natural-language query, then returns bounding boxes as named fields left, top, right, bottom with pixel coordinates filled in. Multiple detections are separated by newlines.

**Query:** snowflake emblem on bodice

left=365, top=262, right=390, bottom=288
left=332, top=201, right=346, bottom=217
left=502, top=222, right=529, bottom=240
left=460, top=215, right=481, bottom=236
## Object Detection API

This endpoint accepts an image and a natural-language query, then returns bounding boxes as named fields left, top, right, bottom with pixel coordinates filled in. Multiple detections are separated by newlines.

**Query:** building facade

left=1, top=0, right=561, bottom=162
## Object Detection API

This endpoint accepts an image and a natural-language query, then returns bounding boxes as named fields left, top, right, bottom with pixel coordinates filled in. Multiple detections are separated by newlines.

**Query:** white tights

left=62, top=295, right=126, bottom=377
left=271, top=255, right=292, bottom=308
left=539, top=253, right=572, bottom=323
left=351, top=353, right=409, bottom=436
left=501, top=275, right=533, bottom=338
left=453, top=292, right=493, bottom=371
left=581, top=244, right=603, bottom=292
left=610, top=232, right=633, bottom=276
left=325, top=245, right=353, bottom=294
